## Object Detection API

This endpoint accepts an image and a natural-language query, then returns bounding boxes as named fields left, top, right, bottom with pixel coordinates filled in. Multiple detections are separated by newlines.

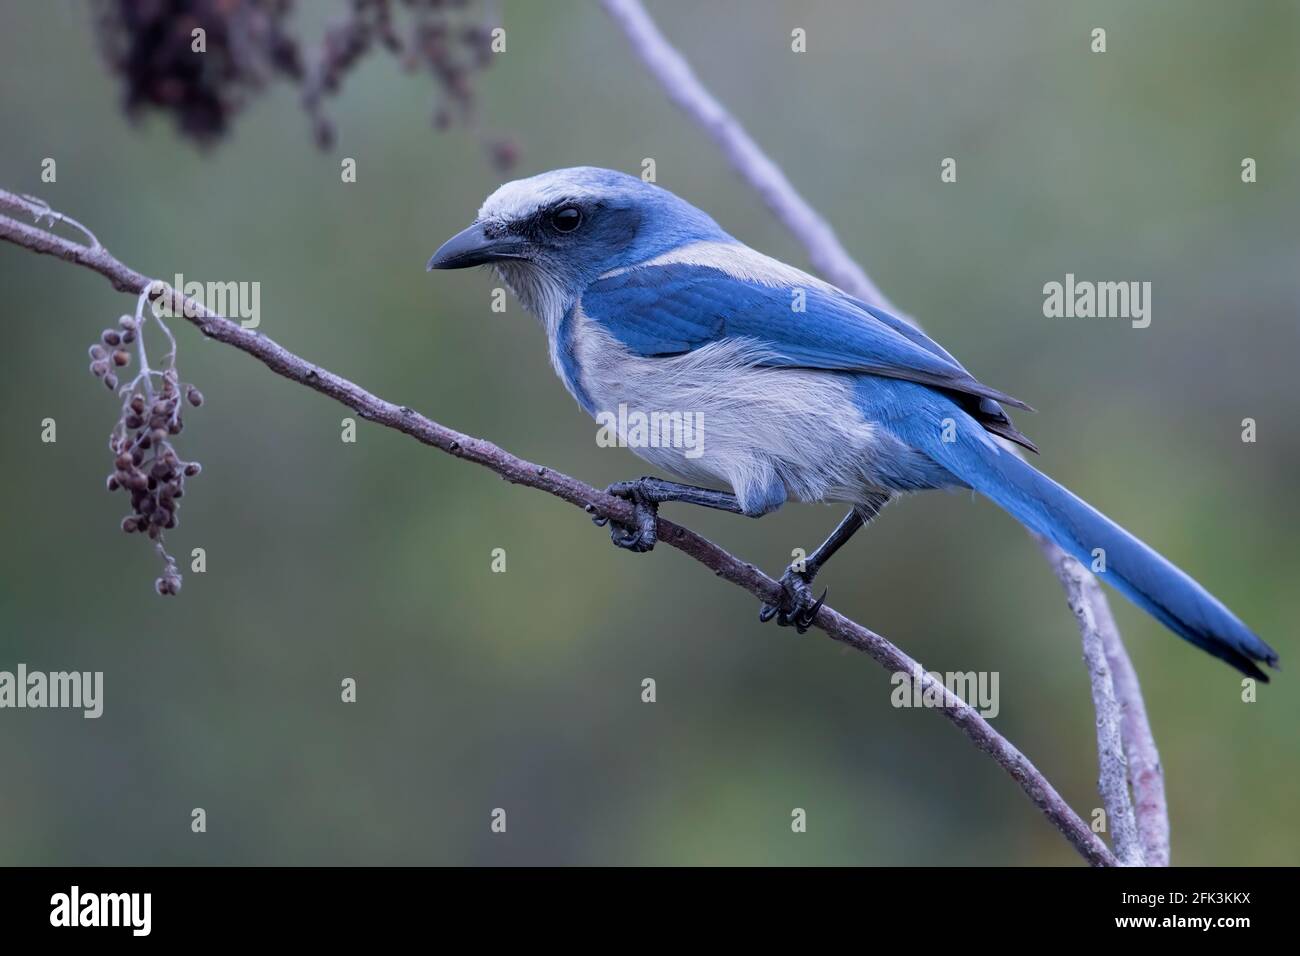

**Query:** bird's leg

left=760, top=494, right=889, bottom=633
left=758, top=510, right=862, bottom=632
left=592, top=477, right=747, bottom=553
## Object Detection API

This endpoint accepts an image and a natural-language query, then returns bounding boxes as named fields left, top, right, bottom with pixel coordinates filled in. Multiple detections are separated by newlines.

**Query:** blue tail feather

left=884, top=408, right=1279, bottom=680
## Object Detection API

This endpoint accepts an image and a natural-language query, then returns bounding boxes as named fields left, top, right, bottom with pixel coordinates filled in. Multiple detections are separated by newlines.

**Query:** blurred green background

left=0, top=0, right=1296, bottom=866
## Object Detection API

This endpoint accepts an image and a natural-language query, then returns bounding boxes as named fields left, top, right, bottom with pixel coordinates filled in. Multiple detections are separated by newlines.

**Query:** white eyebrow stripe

left=478, top=180, right=602, bottom=222
left=598, top=240, right=841, bottom=295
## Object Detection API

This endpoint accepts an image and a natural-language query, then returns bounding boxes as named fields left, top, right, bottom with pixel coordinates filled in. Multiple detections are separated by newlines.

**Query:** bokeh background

left=0, top=0, right=1296, bottom=866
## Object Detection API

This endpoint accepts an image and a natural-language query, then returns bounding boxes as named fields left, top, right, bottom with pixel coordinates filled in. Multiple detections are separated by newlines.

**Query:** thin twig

left=602, top=0, right=1167, bottom=864
left=0, top=190, right=103, bottom=251
left=1087, top=567, right=1170, bottom=866
left=599, top=0, right=896, bottom=315
left=0, top=189, right=1115, bottom=866
left=1048, top=548, right=1144, bottom=866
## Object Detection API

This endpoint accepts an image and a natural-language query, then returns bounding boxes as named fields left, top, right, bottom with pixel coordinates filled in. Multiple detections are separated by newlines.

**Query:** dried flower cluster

left=92, top=0, right=302, bottom=143
left=90, top=288, right=204, bottom=596
left=302, top=0, right=514, bottom=166
left=92, top=0, right=516, bottom=167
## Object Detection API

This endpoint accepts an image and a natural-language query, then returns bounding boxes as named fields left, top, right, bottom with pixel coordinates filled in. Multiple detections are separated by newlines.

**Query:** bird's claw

left=595, top=479, right=659, bottom=553
left=759, top=566, right=827, bottom=633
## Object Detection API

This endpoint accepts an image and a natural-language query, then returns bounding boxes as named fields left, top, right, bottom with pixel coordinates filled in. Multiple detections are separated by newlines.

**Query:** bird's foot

left=590, top=479, right=660, bottom=553
left=758, top=565, right=827, bottom=634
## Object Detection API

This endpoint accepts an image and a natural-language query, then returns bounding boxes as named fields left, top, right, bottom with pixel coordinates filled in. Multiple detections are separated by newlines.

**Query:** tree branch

left=599, top=0, right=897, bottom=315
left=1046, top=547, right=1144, bottom=866
left=0, top=187, right=1116, bottom=866
left=602, top=0, right=1167, bottom=864
left=1080, top=559, right=1170, bottom=866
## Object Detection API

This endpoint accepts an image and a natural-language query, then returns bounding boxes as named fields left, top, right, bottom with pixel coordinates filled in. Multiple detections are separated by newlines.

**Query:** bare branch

left=599, top=0, right=896, bottom=314
left=0, top=188, right=1116, bottom=867
left=0, top=190, right=104, bottom=250
left=602, top=0, right=1168, bottom=864
left=1086, top=566, right=1171, bottom=866
left=1045, top=547, right=1144, bottom=866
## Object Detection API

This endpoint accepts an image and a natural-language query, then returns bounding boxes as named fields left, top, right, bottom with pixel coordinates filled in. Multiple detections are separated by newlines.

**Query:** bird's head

left=427, top=166, right=728, bottom=318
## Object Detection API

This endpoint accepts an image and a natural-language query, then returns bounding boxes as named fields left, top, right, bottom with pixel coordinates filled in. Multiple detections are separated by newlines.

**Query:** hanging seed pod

left=89, top=237, right=208, bottom=596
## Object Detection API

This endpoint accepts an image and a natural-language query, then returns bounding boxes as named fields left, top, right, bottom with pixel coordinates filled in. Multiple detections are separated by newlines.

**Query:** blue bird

left=429, top=167, right=1278, bottom=680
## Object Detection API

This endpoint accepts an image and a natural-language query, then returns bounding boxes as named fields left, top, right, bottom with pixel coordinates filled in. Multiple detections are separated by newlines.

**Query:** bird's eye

left=550, top=206, right=582, bottom=233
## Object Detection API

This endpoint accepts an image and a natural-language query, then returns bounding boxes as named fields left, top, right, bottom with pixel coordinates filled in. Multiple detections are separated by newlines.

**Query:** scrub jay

left=429, top=167, right=1277, bottom=680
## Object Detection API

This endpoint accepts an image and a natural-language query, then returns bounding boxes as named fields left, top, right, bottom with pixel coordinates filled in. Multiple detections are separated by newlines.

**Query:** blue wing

left=581, top=261, right=1035, bottom=415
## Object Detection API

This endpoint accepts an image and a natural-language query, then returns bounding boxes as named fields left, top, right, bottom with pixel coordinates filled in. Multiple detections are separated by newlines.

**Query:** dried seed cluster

left=92, top=0, right=516, bottom=168
left=303, top=0, right=516, bottom=167
left=87, top=317, right=137, bottom=392
left=92, top=0, right=301, bottom=144
left=91, top=306, right=203, bottom=597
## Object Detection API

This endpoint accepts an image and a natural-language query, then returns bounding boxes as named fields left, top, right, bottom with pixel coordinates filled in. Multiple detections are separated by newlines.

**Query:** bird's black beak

left=426, top=222, right=527, bottom=271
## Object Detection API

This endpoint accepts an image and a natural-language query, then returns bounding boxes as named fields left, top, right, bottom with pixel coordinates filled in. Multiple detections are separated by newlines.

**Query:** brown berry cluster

left=92, top=309, right=204, bottom=596
left=91, top=0, right=516, bottom=168
left=87, top=316, right=137, bottom=392
left=92, top=0, right=302, bottom=145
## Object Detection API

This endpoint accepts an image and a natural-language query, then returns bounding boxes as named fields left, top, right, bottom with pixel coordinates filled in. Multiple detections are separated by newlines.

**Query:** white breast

left=569, top=306, right=884, bottom=511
